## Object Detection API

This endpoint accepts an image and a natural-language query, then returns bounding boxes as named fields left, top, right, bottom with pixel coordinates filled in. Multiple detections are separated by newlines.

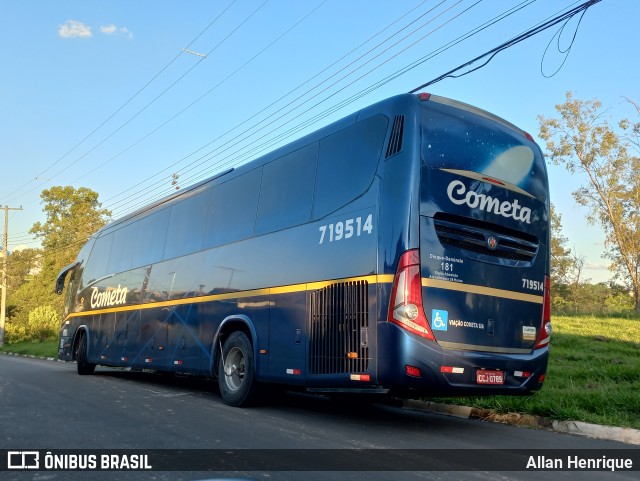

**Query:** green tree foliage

left=30, top=186, right=111, bottom=266
left=550, top=204, right=572, bottom=285
left=6, top=186, right=111, bottom=341
left=27, top=305, right=60, bottom=342
left=539, top=92, right=640, bottom=313
left=6, top=247, right=39, bottom=293
left=552, top=281, right=634, bottom=316
left=5, top=305, right=60, bottom=343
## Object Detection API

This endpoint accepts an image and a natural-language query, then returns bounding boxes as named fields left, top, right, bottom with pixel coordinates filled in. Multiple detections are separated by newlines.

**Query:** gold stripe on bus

left=422, top=278, right=543, bottom=304
left=65, top=274, right=393, bottom=321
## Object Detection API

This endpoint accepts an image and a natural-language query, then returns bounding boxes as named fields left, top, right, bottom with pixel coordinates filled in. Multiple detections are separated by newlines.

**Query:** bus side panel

left=255, top=207, right=378, bottom=386
left=266, top=290, right=307, bottom=385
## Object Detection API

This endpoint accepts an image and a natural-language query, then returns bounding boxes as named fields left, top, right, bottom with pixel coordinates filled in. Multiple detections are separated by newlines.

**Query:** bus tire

left=75, top=332, right=96, bottom=376
left=218, top=331, right=257, bottom=406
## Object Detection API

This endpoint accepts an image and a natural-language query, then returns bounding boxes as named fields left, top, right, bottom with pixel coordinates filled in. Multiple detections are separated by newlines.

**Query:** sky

left=1, top=0, right=638, bottom=284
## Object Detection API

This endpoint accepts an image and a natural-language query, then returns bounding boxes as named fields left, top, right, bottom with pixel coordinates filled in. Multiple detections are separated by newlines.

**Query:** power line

left=6, top=0, right=538, bottom=236
left=109, top=0, right=476, bottom=217
left=67, top=0, right=328, bottom=190
left=99, top=0, right=438, bottom=213
left=409, top=0, right=601, bottom=92
left=2, top=0, right=241, bottom=205
left=8, top=1, right=595, bottom=237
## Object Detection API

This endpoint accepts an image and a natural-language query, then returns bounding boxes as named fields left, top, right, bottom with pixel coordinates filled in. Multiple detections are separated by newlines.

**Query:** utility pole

left=0, top=205, right=23, bottom=347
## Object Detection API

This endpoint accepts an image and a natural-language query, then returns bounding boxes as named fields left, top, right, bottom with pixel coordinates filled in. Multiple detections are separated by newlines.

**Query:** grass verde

left=2, top=315, right=639, bottom=430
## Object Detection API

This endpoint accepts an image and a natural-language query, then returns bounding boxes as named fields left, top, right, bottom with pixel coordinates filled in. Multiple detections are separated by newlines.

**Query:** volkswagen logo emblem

left=487, top=235, right=498, bottom=250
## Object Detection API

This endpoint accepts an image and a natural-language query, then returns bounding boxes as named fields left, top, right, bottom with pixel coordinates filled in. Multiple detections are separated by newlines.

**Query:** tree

left=30, top=186, right=111, bottom=267
left=7, top=187, right=111, bottom=333
left=539, top=92, right=640, bottom=313
left=6, top=248, right=39, bottom=293
left=550, top=204, right=572, bottom=285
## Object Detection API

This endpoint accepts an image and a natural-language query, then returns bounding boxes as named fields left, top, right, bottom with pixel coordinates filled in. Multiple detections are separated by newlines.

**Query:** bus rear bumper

left=378, top=324, right=549, bottom=397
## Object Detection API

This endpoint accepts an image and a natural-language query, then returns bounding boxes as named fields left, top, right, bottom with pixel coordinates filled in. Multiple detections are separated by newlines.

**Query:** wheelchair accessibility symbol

left=431, top=309, right=448, bottom=331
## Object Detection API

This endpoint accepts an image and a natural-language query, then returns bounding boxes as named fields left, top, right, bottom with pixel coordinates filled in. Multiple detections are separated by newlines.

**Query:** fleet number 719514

left=319, top=214, right=373, bottom=244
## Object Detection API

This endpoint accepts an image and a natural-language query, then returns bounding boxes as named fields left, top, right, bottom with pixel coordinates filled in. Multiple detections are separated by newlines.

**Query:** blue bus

left=56, top=93, right=551, bottom=406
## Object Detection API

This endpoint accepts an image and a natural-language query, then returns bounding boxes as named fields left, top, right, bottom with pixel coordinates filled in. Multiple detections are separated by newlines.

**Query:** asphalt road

left=0, top=355, right=636, bottom=481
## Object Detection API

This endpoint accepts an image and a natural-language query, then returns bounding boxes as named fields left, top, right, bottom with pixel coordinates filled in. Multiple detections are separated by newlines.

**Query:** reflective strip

left=440, top=366, right=464, bottom=374
left=422, top=278, right=543, bottom=304
left=64, top=274, right=392, bottom=321
left=438, top=341, right=532, bottom=354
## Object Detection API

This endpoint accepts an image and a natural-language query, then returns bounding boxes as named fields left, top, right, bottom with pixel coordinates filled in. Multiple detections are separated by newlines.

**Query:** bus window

left=82, top=233, right=113, bottom=285
left=313, top=115, right=388, bottom=219
left=204, top=168, right=262, bottom=248
left=107, top=222, right=138, bottom=273
left=255, top=143, right=317, bottom=235
left=164, top=189, right=211, bottom=259
left=422, top=102, right=547, bottom=201
left=131, top=208, right=170, bottom=267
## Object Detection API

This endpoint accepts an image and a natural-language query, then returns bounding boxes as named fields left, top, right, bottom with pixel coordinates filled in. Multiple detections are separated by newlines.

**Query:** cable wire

left=2, top=0, right=240, bottom=204
left=409, top=0, right=601, bottom=92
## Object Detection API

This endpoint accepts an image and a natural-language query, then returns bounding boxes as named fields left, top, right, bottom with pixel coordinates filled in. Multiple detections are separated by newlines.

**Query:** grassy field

left=1, top=339, right=58, bottom=358
left=2, top=316, right=639, bottom=429
left=432, top=315, right=640, bottom=430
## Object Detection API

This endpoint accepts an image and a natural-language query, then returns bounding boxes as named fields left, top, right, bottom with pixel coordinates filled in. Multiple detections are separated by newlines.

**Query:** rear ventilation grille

left=385, top=115, right=404, bottom=158
left=309, top=280, right=369, bottom=375
left=433, top=213, right=539, bottom=263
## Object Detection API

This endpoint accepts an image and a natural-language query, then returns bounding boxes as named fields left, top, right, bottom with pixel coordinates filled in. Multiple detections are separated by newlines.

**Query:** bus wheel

left=218, top=331, right=257, bottom=406
left=75, top=332, right=96, bottom=376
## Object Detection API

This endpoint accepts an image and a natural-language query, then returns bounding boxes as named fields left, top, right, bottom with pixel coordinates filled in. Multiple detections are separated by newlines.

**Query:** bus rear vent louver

left=385, top=115, right=404, bottom=158
left=309, top=280, right=369, bottom=375
left=433, top=213, right=539, bottom=262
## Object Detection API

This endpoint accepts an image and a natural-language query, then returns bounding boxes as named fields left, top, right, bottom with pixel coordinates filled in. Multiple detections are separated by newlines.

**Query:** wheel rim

left=223, top=346, right=245, bottom=392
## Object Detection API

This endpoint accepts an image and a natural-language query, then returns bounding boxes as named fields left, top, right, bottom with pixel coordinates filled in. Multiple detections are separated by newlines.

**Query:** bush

left=5, top=322, right=29, bottom=344
left=27, top=305, right=60, bottom=342
left=5, top=305, right=60, bottom=344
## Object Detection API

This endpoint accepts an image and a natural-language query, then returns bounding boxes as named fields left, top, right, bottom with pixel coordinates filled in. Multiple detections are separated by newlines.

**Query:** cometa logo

left=90, top=285, right=128, bottom=309
left=446, top=180, right=532, bottom=224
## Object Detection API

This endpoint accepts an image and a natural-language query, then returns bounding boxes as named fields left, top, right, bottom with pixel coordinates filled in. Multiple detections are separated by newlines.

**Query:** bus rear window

left=421, top=102, right=547, bottom=202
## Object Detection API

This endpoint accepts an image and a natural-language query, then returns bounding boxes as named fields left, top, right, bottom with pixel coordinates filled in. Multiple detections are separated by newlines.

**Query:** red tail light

left=535, top=276, right=552, bottom=349
left=387, top=249, right=435, bottom=341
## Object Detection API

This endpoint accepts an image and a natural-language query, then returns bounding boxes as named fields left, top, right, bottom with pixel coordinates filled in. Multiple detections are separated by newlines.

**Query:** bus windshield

left=421, top=97, right=547, bottom=202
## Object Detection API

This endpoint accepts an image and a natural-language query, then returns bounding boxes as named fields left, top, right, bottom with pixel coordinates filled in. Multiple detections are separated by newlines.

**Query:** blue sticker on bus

left=431, top=309, right=448, bottom=331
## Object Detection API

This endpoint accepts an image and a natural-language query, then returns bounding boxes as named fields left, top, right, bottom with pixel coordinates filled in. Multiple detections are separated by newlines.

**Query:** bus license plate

left=476, top=370, right=504, bottom=385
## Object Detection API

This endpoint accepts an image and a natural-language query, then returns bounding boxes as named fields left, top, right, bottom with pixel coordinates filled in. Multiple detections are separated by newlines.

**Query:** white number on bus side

left=522, top=278, right=543, bottom=292
left=319, top=214, right=373, bottom=244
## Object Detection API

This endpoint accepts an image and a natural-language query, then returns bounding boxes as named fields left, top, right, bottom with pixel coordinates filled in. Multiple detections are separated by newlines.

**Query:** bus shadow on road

left=89, top=366, right=466, bottom=432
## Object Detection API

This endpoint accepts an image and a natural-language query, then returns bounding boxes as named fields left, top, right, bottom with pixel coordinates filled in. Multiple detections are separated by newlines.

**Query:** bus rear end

left=386, top=94, right=550, bottom=396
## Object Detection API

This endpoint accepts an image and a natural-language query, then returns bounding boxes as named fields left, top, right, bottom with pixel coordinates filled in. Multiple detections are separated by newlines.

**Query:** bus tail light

left=405, top=365, right=422, bottom=377
left=535, top=276, right=552, bottom=349
left=388, top=249, right=435, bottom=341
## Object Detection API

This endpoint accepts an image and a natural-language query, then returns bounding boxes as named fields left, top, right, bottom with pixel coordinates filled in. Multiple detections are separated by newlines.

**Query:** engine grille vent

left=433, top=213, right=539, bottom=262
left=309, top=280, right=369, bottom=375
